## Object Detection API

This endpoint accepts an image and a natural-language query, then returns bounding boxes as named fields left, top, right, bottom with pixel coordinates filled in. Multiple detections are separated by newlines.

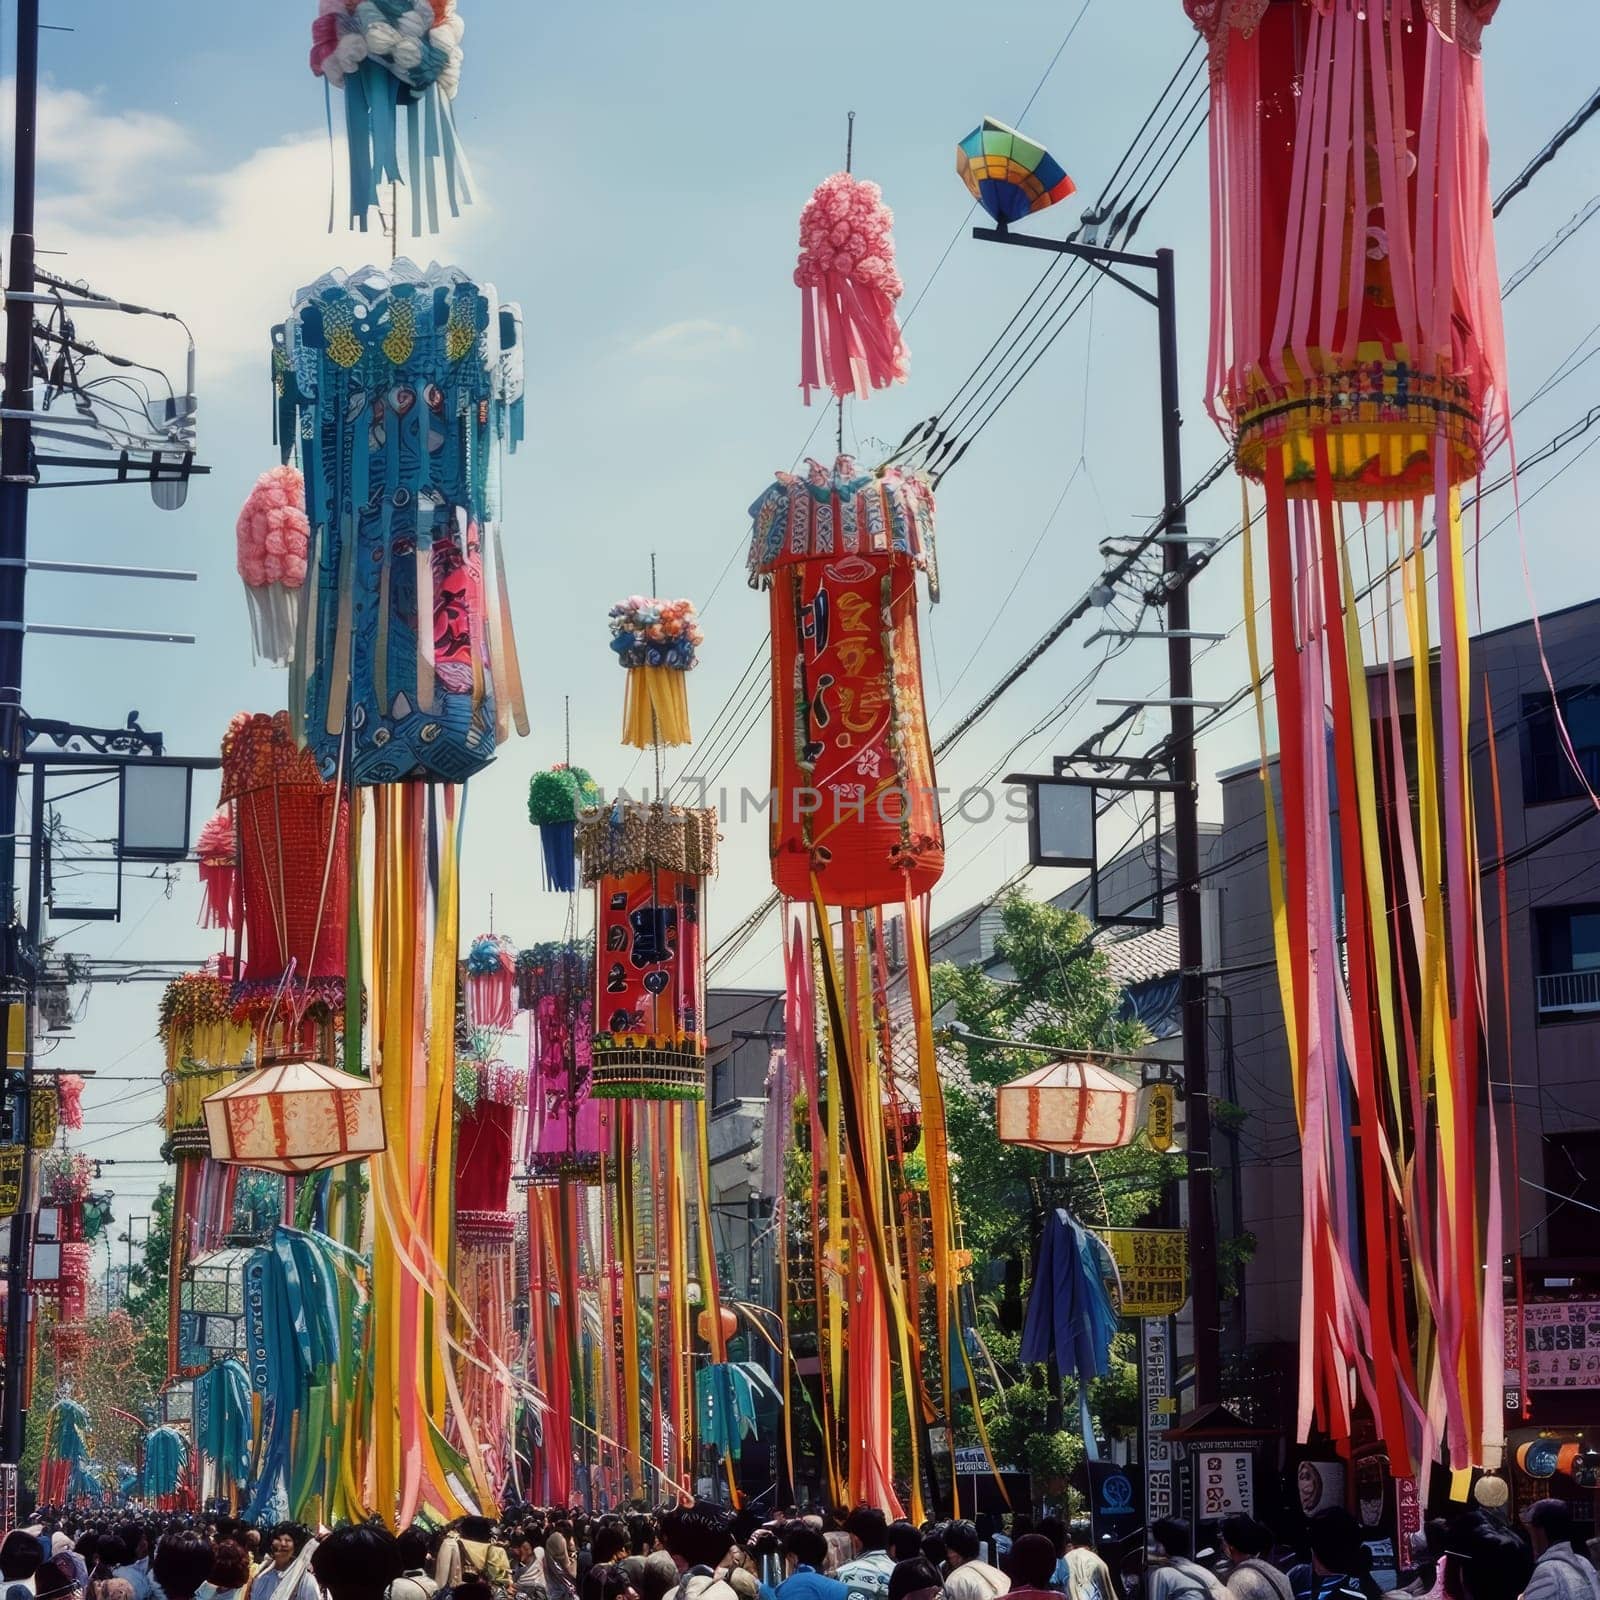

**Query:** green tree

left=125, top=1182, right=174, bottom=1397
left=932, top=891, right=1183, bottom=1489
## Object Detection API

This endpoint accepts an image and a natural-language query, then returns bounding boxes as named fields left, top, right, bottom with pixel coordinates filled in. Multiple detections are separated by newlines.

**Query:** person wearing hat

left=33, top=1558, right=82, bottom=1600
left=1522, top=1501, right=1600, bottom=1600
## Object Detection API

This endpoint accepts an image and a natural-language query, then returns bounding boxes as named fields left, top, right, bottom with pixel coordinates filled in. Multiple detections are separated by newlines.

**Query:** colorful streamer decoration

left=796, top=173, right=908, bottom=404
left=237, top=465, right=311, bottom=666
left=528, top=765, right=600, bottom=893
left=310, top=0, right=472, bottom=234
left=611, top=596, right=701, bottom=750
left=523, top=940, right=607, bottom=1184
left=1188, top=0, right=1507, bottom=1472
left=748, top=455, right=943, bottom=906
left=141, top=1424, right=191, bottom=1508
left=956, top=117, right=1076, bottom=224
left=578, top=803, right=717, bottom=1101
left=273, top=261, right=527, bottom=783
left=466, top=933, right=518, bottom=1031
left=1020, top=1211, right=1116, bottom=1385
left=195, top=809, right=240, bottom=932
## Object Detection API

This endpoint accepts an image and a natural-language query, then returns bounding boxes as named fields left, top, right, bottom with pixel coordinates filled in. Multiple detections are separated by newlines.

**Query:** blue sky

left=19, top=1, right=1600, bottom=1221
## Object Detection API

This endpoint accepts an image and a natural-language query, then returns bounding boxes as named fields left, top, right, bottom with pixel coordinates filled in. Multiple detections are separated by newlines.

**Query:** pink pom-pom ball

left=283, top=556, right=309, bottom=588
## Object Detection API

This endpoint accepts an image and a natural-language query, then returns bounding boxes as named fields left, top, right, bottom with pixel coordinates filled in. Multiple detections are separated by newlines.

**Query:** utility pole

left=1153, top=247, right=1221, bottom=1408
left=974, top=223, right=1221, bottom=1407
left=0, top=0, right=40, bottom=1471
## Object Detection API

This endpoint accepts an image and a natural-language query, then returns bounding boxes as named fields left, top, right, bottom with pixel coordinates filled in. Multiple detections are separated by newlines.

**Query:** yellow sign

left=29, top=1086, right=57, bottom=1150
left=0, top=1147, right=23, bottom=1218
left=1101, top=1226, right=1189, bottom=1317
left=1146, top=1084, right=1176, bottom=1151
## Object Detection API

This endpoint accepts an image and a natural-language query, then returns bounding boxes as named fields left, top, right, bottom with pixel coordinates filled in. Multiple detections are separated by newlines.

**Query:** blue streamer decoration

left=1020, top=1208, right=1118, bottom=1386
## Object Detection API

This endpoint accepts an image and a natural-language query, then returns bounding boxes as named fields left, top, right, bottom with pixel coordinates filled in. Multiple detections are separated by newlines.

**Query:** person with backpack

left=1065, top=1524, right=1116, bottom=1600
left=1148, top=1521, right=1227, bottom=1600
left=1220, top=1521, right=1290, bottom=1600
left=436, top=1522, right=511, bottom=1600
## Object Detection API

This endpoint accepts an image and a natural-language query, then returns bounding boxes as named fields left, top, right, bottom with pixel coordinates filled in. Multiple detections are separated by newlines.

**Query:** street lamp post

left=971, top=220, right=1221, bottom=1409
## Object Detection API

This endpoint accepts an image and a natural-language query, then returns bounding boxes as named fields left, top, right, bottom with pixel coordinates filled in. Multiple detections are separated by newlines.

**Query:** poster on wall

left=1196, top=1450, right=1253, bottom=1517
left=1522, top=1301, right=1600, bottom=1390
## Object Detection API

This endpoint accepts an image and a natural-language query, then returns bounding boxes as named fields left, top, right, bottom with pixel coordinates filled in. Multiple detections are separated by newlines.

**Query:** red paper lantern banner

left=577, top=804, right=717, bottom=1102
left=220, top=712, right=349, bottom=1020
left=749, top=457, right=942, bottom=907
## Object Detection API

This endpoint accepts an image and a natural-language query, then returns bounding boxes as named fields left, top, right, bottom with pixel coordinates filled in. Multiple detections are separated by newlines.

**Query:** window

left=1544, top=1132, right=1600, bottom=1258
left=1522, top=686, right=1600, bottom=805
left=1534, top=905, right=1600, bottom=1019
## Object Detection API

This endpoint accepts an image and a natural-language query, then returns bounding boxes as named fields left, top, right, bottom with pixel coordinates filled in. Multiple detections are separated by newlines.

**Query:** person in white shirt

left=835, top=1514, right=895, bottom=1600
left=250, top=1527, right=321, bottom=1600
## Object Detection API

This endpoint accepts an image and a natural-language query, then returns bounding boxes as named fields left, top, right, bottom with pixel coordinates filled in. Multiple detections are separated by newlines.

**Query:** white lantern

left=995, top=1059, right=1141, bottom=1153
left=203, top=1058, right=384, bottom=1174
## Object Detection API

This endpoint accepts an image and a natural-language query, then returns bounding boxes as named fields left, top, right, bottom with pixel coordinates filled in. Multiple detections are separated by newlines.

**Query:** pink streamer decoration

left=795, top=173, right=909, bottom=405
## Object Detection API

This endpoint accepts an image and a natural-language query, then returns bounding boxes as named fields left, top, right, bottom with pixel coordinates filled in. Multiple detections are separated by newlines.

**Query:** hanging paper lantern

left=995, top=1060, right=1141, bottom=1154
left=528, top=765, right=600, bottom=893
left=956, top=117, right=1076, bottom=224
left=579, top=803, right=718, bottom=1100
left=236, top=465, right=311, bottom=666
left=273, top=261, right=526, bottom=782
left=610, top=595, right=702, bottom=749
left=1188, top=0, right=1506, bottom=1472
left=203, top=1058, right=385, bottom=1175
left=795, top=173, right=908, bottom=404
left=748, top=456, right=943, bottom=906
left=696, top=1305, right=738, bottom=1346
left=466, top=934, right=517, bottom=1030
left=309, top=0, right=471, bottom=234
left=195, top=809, right=239, bottom=933
left=522, top=940, right=610, bottom=1183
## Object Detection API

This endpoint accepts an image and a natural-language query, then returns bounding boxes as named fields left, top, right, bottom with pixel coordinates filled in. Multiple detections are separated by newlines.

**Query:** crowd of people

left=0, top=1495, right=1593, bottom=1600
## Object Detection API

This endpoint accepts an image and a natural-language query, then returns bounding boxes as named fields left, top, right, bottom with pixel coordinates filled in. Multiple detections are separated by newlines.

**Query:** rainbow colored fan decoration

left=957, top=117, right=1075, bottom=224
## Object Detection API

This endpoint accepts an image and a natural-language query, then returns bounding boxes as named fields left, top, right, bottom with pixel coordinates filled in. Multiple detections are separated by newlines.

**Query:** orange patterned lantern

left=578, top=803, right=718, bottom=1100
left=203, top=1058, right=384, bottom=1174
left=219, top=711, right=349, bottom=1023
left=748, top=456, right=942, bottom=906
left=995, top=1060, right=1140, bottom=1154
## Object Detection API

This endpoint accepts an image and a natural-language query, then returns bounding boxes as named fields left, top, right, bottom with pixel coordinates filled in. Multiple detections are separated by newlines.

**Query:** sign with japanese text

left=1522, top=1300, right=1600, bottom=1390
left=1146, top=1084, right=1176, bottom=1151
left=1142, top=1317, right=1176, bottom=1524
left=594, top=870, right=703, bottom=1049
left=1104, top=1226, right=1189, bottom=1317
left=0, top=1146, right=22, bottom=1219
left=1197, top=1450, right=1254, bottom=1517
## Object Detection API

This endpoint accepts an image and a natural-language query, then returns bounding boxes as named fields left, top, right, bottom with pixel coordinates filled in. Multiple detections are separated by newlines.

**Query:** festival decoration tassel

left=1188, top=0, right=1507, bottom=1474
left=795, top=173, right=909, bottom=404
left=528, top=765, right=600, bottom=893
left=236, top=466, right=311, bottom=666
left=195, top=809, right=240, bottom=932
left=610, top=596, right=701, bottom=749
left=466, top=933, right=517, bottom=1031
left=309, top=0, right=472, bottom=235
left=274, top=262, right=526, bottom=783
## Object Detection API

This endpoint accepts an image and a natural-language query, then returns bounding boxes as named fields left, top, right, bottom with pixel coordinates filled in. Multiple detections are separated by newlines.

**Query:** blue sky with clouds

left=19, top=1, right=1600, bottom=1217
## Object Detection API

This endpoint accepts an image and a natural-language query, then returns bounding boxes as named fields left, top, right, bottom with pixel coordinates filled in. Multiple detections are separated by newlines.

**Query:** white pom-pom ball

left=322, top=62, right=347, bottom=87
left=365, top=19, right=400, bottom=54
left=391, top=36, right=423, bottom=71
left=431, top=14, right=465, bottom=47
left=396, top=3, right=429, bottom=38
left=333, top=32, right=368, bottom=69
left=318, top=0, right=349, bottom=16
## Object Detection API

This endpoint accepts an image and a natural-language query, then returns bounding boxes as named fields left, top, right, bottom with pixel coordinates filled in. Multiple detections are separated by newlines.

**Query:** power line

left=1493, top=84, right=1600, bottom=216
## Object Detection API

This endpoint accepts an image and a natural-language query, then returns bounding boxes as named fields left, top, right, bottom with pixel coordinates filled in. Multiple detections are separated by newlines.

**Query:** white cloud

left=9, top=79, right=487, bottom=382
left=629, top=317, right=744, bottom=359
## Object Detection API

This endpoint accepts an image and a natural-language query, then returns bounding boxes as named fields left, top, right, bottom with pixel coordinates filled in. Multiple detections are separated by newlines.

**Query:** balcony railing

left=1536, top=968, right=1600, bottom=1015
